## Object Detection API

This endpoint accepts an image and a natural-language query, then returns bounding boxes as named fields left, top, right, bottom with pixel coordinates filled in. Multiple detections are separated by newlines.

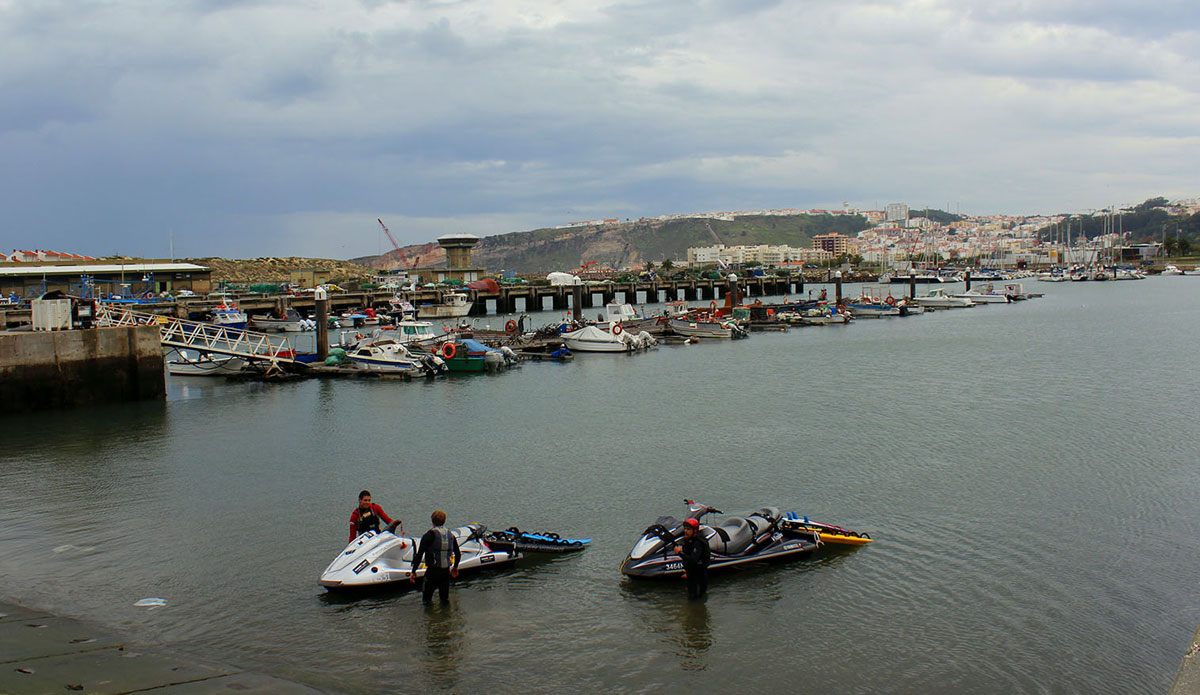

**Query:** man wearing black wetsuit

left=409, top=509, right=462, bottom=604
left=676, top=518, right=711, bottom=599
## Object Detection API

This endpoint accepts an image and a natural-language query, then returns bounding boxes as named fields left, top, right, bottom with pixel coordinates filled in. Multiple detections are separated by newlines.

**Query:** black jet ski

left=620, top=499, right=821, bottom=579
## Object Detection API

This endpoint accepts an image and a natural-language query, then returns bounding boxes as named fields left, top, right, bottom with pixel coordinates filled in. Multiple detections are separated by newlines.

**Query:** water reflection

left=620, top=579, right=714, bottom=671
left=676, top=600, right=713, bottom=671
left=419, top=603, right=466, bottom=692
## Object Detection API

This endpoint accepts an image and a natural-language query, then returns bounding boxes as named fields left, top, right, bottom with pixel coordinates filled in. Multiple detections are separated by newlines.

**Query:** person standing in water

left=409, top=509, right=462, bottom=604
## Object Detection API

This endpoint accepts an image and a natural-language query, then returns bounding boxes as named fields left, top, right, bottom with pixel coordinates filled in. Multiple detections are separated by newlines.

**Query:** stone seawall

left=0, top=326, right=164, bottom=413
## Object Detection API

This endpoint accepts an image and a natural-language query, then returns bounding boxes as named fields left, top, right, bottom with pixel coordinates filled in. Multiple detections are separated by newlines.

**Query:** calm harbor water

left=2, top=278, right=1199, bottom=694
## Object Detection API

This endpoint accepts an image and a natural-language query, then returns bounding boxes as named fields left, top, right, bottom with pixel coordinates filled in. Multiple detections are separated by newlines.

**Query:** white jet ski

left=319, top=523, right=520, bottom=591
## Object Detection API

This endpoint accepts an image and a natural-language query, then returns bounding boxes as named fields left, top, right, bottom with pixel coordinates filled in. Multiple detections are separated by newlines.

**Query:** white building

left=886, top=203, right=909, bottom=223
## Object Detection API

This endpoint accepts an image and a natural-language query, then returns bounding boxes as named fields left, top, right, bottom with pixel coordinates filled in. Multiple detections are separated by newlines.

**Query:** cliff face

left=357, top=213, right=869, bottom=274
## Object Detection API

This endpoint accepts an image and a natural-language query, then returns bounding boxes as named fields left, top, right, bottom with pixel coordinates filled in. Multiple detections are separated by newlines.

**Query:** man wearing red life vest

left=348, top=490, right=399, bottom=543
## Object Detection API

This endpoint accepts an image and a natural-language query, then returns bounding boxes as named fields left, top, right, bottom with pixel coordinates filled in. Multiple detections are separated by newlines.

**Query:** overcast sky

left=2, top=0, right=1197, bottom=259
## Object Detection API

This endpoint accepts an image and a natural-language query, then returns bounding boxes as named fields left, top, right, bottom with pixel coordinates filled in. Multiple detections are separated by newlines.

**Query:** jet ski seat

left=708, top=517, right=756, bottom=554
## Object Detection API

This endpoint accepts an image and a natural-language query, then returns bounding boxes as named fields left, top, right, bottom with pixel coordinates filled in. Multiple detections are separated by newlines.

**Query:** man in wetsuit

left=675, top=517, right=711, bottom=599
left=348, top=490, right=399, bottom=543
left=409, top=509, right=462, bottom=605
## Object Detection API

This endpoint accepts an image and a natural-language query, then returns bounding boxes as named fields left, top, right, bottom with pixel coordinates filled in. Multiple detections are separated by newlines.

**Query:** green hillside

left=472, top=213, right=870, bottom=272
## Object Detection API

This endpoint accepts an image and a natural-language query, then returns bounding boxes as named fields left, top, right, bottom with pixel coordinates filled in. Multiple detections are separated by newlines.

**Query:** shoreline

left=0, top=598, right=328, bottom=695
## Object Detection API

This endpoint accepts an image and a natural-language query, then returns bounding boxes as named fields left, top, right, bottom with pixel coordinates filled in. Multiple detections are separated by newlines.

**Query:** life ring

left=505, top=319, right=518, bottom=333
left=611, top=322, right=623, bottom=335
left=441, top=343, right=456, bottom=359
left=885, top=295, right=896, bottom=306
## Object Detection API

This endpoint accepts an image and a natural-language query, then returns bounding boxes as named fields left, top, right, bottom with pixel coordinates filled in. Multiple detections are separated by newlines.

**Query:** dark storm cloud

left=0, top=0, right=1196, bottom=257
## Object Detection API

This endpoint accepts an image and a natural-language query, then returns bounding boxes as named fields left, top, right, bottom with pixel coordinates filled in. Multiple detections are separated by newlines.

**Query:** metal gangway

left=95, top=303, right=299, bottom=371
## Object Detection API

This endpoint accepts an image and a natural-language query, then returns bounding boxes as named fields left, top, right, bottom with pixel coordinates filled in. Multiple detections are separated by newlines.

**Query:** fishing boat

left=428, top=338, right=515, bottom=372
left=915, top=288, right=974, bottom=308
left=337, top=308, right=382, bottom=328
left=844, top=286, right=901, bottom=317
left=667, top=317, right=745, bottom=339
left=249, top=308, right=310, bottom=332
left=787, top=305, right=850, bottom=325
left=209, top=301, right=247, bottom=330
left=390, top=319, right=442, bottom=347
left=599, top=302, right=663, bottom=334
left=344, top=337, right=427, bottom=374
left=417, top=292, right=472, bottom=319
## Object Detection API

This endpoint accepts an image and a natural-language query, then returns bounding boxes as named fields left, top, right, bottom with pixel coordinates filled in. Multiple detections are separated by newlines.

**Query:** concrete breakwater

left=0, top=600, right=325, bottom=694
left=0, top=326, right=165, bottom=414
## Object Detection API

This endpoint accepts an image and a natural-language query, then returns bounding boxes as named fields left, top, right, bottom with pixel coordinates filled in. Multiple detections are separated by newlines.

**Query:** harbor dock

left=1171, top=622, right=1200, bottom=695
left=0, top=600, right=325, bottom=695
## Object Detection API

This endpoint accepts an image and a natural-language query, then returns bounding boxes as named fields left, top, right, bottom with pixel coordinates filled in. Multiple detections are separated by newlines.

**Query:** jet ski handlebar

left=683, top=499, right=722, bottom=515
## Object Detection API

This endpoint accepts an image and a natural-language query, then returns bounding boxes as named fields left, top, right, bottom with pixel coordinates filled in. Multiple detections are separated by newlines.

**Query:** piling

left=835, top=271, right=843, bottom=305
left=964, top=273, right=972, bottom=292
left=572, top=285, right=584, bottom=320
left=315, top=293, right=329, bottom=362
left=909, top=274, right=917, bottom=299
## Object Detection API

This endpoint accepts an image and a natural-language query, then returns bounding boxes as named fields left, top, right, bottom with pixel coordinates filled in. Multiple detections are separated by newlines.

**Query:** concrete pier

left=1170, top=622, right=1200, bottom=695
left=0, top=326, right=164, bottom=414
left=0, top=601, right=324, bottom=694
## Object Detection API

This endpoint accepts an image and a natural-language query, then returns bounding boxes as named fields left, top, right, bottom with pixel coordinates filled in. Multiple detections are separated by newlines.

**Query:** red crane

left=377, top=218, right=420, bottom=269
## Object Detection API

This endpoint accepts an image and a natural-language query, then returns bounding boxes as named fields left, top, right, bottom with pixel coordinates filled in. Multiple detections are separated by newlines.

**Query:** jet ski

left=619, top=500, right=822, bottom=579
left=319, top=523, right=520, bottom=591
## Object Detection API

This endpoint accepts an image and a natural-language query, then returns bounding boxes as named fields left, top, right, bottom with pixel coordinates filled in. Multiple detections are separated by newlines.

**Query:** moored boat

left=167, top=350, right=247, bottom=376
left=417, top=292, right=472, bottom=319
left=915, top=288, right=974, bottom=308
left=209, top=301, right=247, bottom=330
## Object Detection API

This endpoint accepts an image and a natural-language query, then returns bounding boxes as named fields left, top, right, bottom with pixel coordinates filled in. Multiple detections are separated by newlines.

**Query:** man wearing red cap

left=675, top=518, right=711, bottom=599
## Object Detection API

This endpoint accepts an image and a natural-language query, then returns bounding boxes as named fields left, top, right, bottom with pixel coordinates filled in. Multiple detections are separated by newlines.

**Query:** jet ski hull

left=319, top=525, right=520, bottom=591
left=620, top=537, right=818, bottom=579
left=620, top=501, right=822, bottom=580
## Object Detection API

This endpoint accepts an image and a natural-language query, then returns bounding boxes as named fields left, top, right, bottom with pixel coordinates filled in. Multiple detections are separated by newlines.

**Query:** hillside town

left=681, top=198, right=1200, bottom=271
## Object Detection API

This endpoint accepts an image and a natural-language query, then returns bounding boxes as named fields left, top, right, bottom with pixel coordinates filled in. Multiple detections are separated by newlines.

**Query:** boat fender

left=611, top=322, right=623, bottom=335
left=505, top=319, right=518, bottom=332
left=442, top=343, right=457, bottom=359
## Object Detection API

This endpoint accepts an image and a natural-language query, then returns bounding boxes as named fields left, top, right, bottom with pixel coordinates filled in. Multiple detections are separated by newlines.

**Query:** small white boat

left=344, top=337, right=427, bottom=373
left=562, top=325, right=645, bottom=352
left=915, top=288, right=974, bottom=308
left=952, top=284, right=1011, bottom=304
left=167, top=350, right=246, bottom=376
left=250, top=308, right=309, bottom=332
left=667, top=317, right=742, bottom=339
left=1161, top=265, right=1183, bottom=276
left=417, top=292, right=472, bottom=319
left=389, top=320, right=443, bottom=347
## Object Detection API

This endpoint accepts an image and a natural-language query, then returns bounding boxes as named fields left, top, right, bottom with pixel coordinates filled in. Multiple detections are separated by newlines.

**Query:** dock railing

left=95, top=303, right=297, bottom=369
